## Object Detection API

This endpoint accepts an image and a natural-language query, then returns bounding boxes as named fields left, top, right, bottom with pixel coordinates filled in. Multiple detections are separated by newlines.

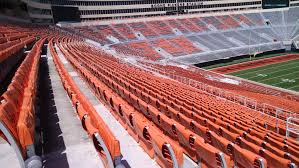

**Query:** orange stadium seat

left=0, top=37, right=45, bottom=167
left=31, top=32, right=298, bottom=168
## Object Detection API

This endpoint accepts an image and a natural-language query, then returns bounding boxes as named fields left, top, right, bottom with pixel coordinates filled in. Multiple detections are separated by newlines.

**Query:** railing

left=145, top=65, right=299, bottom=135
left=286, top=117, right=299, bottom=139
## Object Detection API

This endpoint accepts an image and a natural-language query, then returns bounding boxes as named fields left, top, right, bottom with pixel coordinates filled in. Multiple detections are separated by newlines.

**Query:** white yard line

left=246, top=65, right=299, bottom=80
left=272, top=77, right=299, bottom=86
left=257, top=70, right=299, bottom=83
left=234, top=60, right=299, bottom=77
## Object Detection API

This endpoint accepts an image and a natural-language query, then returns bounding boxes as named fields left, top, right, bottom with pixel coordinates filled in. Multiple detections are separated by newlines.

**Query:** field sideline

left=229, top=59, right=299, bottom=92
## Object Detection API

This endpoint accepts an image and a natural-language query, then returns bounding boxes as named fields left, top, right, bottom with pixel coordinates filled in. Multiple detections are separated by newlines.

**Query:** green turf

left=202, top=52, right=297, bottom=70
left=229, top=59, right=299, bottom=92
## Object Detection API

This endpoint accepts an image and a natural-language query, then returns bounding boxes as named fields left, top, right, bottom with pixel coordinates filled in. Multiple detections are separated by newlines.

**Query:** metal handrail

left=146, top=65, right=297, bottom=128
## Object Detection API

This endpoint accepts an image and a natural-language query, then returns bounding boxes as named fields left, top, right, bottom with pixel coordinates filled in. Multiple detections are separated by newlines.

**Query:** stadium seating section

left=1, top=7, right=299, bottom=168
left=0, top=23, right=48, bottom=166
left=71, top=8, right=299, bottom=62
left=50, top=38, right=299, bottom=168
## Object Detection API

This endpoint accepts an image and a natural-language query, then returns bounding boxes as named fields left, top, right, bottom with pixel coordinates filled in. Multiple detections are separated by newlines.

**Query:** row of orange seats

left=112, top=23, right=136, bottom=40
left=75, top=27, right=111, bottom=45
left=189, top=18, right=210, bottom=32
left=57, top=38, right=184, bottom=168
left=0, top=39, right=20, bottom=50
left=216, top=15, right=241, bottom=28
left=126, top=41, right=162, bottom=60
left=84, top=42, right=299, bottom=165
left=232, top=14, right=255, bottom=26
left=168, top=36, right=202, bottom=54
left=49, top=38, right=122, bottom=168
left=0, top=35, right=35, bottom=64
left=147, top=21, right=174, bottom=35
left=178, top=18, right=202, bottom=32
left=96, top=25, right=126, bottom=41
left=165, top=19, right=190, bottom=33
left=0, top=39, right=26, bottom=85
left=111, top=43, right=144, bottom=57
left=128, top=22, right=158, bottom=37
left=62, top=40, right=229, bottom=167
left=4, top=34, right=29, bottom=41
left=201, top=16, right=229, bottom=30
left=170, top=65, right=298, bottom=123
left=154, top=64, right=299, bottom=115
left=0, top=37, right=44, bottom=164
left=104, top=57, right=298, bottom=167
left=144, top=63, right=299, bottom=138
left=61, top=39, right=298, bottom=167
left=150, top=39, right=186, bottom=57
left=124, top=63, right=296, bottom=136
left=112, top=43, right=163, bottom=61
left=67, top=41, right=274, bottom=168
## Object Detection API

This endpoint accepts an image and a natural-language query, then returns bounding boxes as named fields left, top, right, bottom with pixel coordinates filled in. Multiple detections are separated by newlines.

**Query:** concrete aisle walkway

left=0, top=138, right=20, bottom=168
left=41, top=46, right=103, bottom=168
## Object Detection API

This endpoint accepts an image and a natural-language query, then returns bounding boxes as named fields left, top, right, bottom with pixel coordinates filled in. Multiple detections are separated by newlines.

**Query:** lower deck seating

left=2, top=9, right=299, bottom=168
left=56, top=38, right=299, bottom=168
left=57, top=38, right=184, bottom=168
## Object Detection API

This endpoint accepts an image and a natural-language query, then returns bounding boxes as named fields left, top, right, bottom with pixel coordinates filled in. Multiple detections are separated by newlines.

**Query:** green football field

left=229, top=59, right=299, bottom=92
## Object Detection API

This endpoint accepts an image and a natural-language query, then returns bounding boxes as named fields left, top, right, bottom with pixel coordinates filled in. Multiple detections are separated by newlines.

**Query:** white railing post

left=276, top=108, right=282, bottom=134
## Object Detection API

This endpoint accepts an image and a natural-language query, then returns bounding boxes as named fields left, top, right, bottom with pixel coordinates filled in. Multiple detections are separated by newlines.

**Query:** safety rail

left=145, top=65, right=299, bottom=137
left=286, top=117, right=299, bottom=139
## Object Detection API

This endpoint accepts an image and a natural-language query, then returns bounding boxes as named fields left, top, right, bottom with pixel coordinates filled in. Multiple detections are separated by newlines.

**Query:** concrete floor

left=40, top=47, right=103, bottom=168
left=0, top=138, right=20, bottom=168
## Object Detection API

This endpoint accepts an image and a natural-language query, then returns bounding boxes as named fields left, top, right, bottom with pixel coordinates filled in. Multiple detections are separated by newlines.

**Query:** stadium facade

left=23, top=0, right=299, bottom=23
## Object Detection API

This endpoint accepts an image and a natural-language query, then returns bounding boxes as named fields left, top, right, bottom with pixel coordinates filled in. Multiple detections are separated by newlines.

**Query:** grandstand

left=1, top=3, right=299, bottom=168
left=65, top=7, right=299, bottom=65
